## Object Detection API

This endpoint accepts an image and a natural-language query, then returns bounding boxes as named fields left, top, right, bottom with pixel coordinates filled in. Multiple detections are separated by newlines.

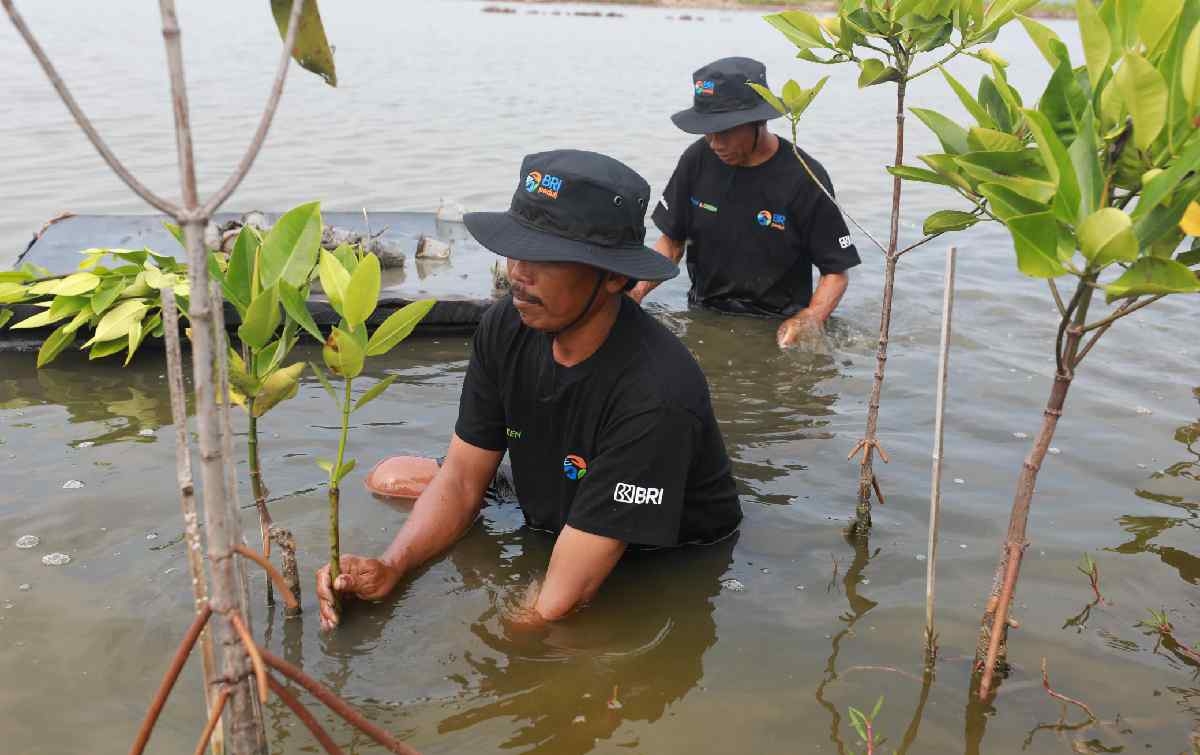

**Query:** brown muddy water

left=1, top=1, right=1198, bottom=753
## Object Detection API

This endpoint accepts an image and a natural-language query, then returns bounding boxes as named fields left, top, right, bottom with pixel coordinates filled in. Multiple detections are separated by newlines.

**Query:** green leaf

left=228, top=348, right=260, bottom=398
left=316, top=457, right=335, bottom=475
left=1182, top=22, right=1200, bottom=108
left=978, top=77, right=1014, bottom=132
left=48, top=295, right=89, bottom=322
left=1138, top=0, right=1184, bottom=55
left=332, top=243, right=359, bottom=273
left=163, top=221, right=185, bottom=249
left=343, top=253, right=381, bottom=329
left=278, top=281, right=323, bottom=342
left=1008, top=211, right=1068, bottom=277
left=62, top=309, right=91, bottom=335
left=975, top=0, right=1039, bottom=40
left=223, top=225, right=257, bottom=313
left=967, top=126, right=1024, bottom=152
left=1077, top=0, right=1113, bottom=89
left=47, top=272, right=100, bottom=297
left=748, top=82, right=786, bottom=115
left=85, top=278, right=121, bottom=317
left=888, top=164, right=959, bottom=186
left=237, top=285, right=281, bottom=350
left=0, top=309, right=11, bottom=328
left=1069, top=106, right=1104, bottom=221
left=1079, top=207, right=1139, bottom=266
left=1039, top=59, right=1087, bottom=143
left=124, top=319, right=144, bottom=366
left=272, top=0, right=337, bottom=86
left=252, top=361, right=305, bottom=417
left=260, top=202, right=322, bottom=289
left=11, top=308, right=70, bottom=330
left=920, top=153, right=978, bottom=192
left=1023, top=109, right=1082, bottom=225
left=36, top=323, right=75, bottom=367
left=0, top=282, right=30, bottom=305
left=366, top=299, right=435, bottom=357
left=1136, top=135, right=1200, bottom=218
left=88, top=338, right=127, bottom=360
left=940, top=67, right=997, bottom=129
left=956, top=150, right=1057, bottom=203
left=912, top=108, right=970, bottom=155
left=0, top=271, right=33, bottom=284
left=1114, top=53, right=1168, bottom=151
left=334, top=458, right=357, bottom=484
left=765, top=10, right=828, bottom=49
left=1018, top=15, right=1068, bottom=67
left=323, top=326, right=365, bottom=379
left=1105, top=256, right=1200, bottom=300
left=83, top=300, right=149, bottom=346
left=858, top=58, right=900, bottom=87
left=309, top=361, right=338, bottom=402
left=318, top=249, right=351, bottom=316
left=353, top=374, right=398, bottom=412
left=923, top=209, right=981, bottom=233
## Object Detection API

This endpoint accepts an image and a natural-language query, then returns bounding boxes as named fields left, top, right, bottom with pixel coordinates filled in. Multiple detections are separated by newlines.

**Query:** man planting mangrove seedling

left=316, top=149, right=743, bottom=630
left=630, top=57, right=860, bottom=350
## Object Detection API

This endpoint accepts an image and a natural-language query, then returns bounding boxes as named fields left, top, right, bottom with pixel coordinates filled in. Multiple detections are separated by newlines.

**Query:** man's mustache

left=511, top=285, right=543, bottom=306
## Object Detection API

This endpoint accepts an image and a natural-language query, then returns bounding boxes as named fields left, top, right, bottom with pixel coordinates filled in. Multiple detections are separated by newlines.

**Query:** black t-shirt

left=454, top=295, right=742, bottom=548
left=652, top=136, right=861, bottom=318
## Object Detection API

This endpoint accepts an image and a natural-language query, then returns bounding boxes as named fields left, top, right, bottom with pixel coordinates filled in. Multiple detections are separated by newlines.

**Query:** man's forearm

left=379, top=469, right=482, bottom=573
left=630, top=235, right=684, bottom=303
left=798, top=270, right=849, bottom=322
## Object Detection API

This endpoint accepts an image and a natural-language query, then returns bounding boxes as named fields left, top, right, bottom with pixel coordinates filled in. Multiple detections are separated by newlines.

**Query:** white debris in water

left=18, top=584, right=31, bottom=592
left=915, top=554, right=926, bottom=561
left=607, top=698, right=623, bottom=711
left=960, top=544, right=968, bottom=549
left=138, top=428, right=155, bottom=437
left=41, top=552, right=71, bottom=566
left=1012, top=432, right=1029, bottom=439
left=1137, top=463, right=1147, bottom=469
left=145, top=532, right=159, bottom=541
left=62, top=480, right=84, bottom=490
left=15, top=535, right=39, bottom=549
left=760, top=568, right=770, bottom=574
left=795, top=585, right=806, bottom=590
left=76, top=441, right=95, bottom=449
left=953, top=478, right=965, bottom=485
left=2, top=602, right=12, bottom=610
left=720, top=578, right=745, bottom=592
left=163, top=568, right=177, bottom=576
left=572, top=715, right=586, bottom=724
left=861, top=579, right=870, bottom=585
left=1048, top=447, right=1061, bottom=455
left=1135, top=406, right=1153, bottom=415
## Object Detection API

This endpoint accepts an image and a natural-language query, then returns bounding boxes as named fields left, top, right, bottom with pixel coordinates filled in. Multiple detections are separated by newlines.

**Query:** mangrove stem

left=247, top=410, right=274, bottom=607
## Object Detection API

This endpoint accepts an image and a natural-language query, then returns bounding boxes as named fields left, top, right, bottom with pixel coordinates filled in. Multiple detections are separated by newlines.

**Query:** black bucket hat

left=463, top=150, right=679, bottom=282
left=671, top=56, right=783, bottom=135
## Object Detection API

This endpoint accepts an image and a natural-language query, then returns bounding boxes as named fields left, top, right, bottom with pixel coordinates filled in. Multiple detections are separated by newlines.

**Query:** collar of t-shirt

left=534, top=296, right=639, bottom=402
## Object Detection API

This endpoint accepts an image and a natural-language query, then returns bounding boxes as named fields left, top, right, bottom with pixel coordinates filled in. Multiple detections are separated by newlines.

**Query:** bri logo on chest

left=756, top=209, right=786, bottom=231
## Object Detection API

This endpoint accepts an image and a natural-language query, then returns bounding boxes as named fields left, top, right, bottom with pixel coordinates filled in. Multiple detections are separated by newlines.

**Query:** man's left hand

left=777, top=309, right=828, bottom=351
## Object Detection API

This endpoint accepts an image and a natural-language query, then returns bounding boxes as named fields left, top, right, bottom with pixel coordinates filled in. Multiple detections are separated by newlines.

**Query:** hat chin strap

left=548, top=270, right=607, bottom=338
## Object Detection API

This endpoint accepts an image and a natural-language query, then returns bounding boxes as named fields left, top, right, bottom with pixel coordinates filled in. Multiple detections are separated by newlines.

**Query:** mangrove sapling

left=303, top=247, right=434, bottom=625
left=893, top=0, right=1200, bottom=695
left=755, top=0, right=1028, bottom=537
left=847, top=696, right=885, bottom=755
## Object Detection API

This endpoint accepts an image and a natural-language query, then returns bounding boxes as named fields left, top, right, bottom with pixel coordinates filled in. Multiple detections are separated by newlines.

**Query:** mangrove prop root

left=268, top=525, right=302, bottom=618
left=979, top=541, right=1024, bottom=697
left=234, top=543, right=299, bottom=611
left=260, top=649, right=422, bottom=755
left=192, top=688, right=231, bottom=755
left=267, top=675, right=345, bottom=755
left=1041, top=657, right=1096, bottom=722
left=230, top=612, right=269, bottom=704
left=129, top=603, right=213, bottom=755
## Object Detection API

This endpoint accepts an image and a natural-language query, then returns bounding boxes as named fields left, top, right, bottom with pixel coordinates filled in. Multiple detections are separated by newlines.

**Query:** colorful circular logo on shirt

left=756, top=210, right=773, bottom=226
left=563, top=454, right=588, bottom=481
left=525, top=171, right=542, bottom=193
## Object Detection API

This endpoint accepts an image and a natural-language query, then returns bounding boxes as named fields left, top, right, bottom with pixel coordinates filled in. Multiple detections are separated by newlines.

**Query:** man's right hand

left=315, top=555, right=403, bottom=630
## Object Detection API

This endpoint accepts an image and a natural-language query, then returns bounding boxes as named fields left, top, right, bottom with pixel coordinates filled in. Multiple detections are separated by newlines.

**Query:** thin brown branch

left=267, top=675, right=346, bottom=755
left=201, top=0, right=304, bottom=216
left=260, top=649, right=423, bottom=755
left=158, top=0, right=199, bottom=212
left=191, top=688, right=231, bottom=755
left=1041, top=657, right=1096, bottom=722
left=129, top=603, right=213, bottom=755
left=229, top=612, right=269, bottom=704
left=1048, top=280, right=1066, bottom=318
left=894, top=231, right=943, bottom=259
left=233, top=543, right=299, bottom=611
left=2, top=0, right=179, bottom=215
left=1081, top=294, right=1164, bottom=333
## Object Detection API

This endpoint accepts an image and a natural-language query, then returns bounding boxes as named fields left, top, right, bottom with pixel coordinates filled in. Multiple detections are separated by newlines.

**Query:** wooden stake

left=924, top=246, right=956, bottom=658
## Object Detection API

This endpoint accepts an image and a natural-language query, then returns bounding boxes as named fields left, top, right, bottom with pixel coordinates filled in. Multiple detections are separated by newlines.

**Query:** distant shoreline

left=480, top=0, right=1075, bottom=19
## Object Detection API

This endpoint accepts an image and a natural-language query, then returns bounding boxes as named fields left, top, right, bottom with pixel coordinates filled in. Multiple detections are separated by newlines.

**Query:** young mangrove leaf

left=1105, top=256, right=1200, bottom=301
left=365, top=299, right=436, bottom=357
left=1023, top=109, right=1082, bottom=225
left=260, top=201, right=322, bottom=289
left=323, top=326, right=365, bottom=379
left=278, top=281, right=323, bottom=342
left=316, top=457, right=335, bottom=475
left=940, top=66, right=998, bottom=128
left=912, top=108, right=971, bottom=154
left=237, top=285, right=281, bottom=350
left=88, top=338, right=128, bottom=361
left=1018, top=14, right=1069, bottom=67
left=343, top=253, right=381, bottom=329
left=334, top=458, right=357, bottom=485
left=1114, top=52, right=1168, bottom=151
left=37, top=323, right=75, bottom=367
left=271, top=0, right=338, bottom=86
left=353, top=374, right=398, bottom=412
left=252, top=362, right=305, bottom=417
left=923, top=209, right=980, bottom=234
left=222, top=225, right=257, bottom=313
left=309, top=361, right=338, bottom=402
left=318, top=249, right=351, bottom=316
left=1008, top=211, right=1068, bottom=277
left=748, top=82, right=786, bottom=115
left=0, top=309, right=12, bottom=328
left=1079, top=207, right=1140, bottom=266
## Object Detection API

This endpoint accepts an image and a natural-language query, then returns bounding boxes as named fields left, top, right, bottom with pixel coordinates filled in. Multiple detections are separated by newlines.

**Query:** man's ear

left=604, top=273, right=630, bottom=294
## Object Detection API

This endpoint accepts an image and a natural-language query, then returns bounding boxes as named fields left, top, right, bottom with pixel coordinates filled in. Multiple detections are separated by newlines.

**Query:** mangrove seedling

left=755, top=0, right=1029, bottom=537
left=303, top=247, right=434, bottom=624
left=848, top=696, right=885, bottom=755
left=893, top=0, right=1200, bottom=694
left=1076, top=553, right=1107, bottom=605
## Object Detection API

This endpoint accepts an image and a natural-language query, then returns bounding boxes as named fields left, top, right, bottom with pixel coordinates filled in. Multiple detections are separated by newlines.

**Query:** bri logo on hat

left=695, top=79, right=716, bottom=96
left=525, top=171, right=563, bottom=199
left=757, top=210, right=786, bottom=231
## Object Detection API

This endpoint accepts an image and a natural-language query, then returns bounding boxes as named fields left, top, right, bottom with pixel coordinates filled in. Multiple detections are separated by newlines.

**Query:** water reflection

left=437, top=531, right=735, bottom=754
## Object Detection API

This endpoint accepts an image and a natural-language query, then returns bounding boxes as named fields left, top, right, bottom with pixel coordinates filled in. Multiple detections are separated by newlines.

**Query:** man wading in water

left=317, top=150, right=742, bottom=630
left=630, top=57, right=861, bottom=350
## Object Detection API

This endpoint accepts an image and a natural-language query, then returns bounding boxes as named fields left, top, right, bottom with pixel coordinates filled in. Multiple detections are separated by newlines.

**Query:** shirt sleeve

left=453, top=304, right=507, bottom=451
left=651, top=149, right=694, bottom=242
left=566, top=404, right=697, bottom=548
left=797, top=171, right=861, bottom=275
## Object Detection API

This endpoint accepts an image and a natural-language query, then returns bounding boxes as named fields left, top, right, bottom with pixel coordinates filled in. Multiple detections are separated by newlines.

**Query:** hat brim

left=463, top=211, right=679, bottom=282
left=670, top=100, right=783, bottom=134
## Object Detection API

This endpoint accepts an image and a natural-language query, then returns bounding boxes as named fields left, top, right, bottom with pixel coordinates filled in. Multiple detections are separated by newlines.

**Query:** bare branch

left=895, top=231, right=943, bottom=259
left=1048, top=280, right=1066, bottom=317
left=201, top=0, right=304, bottom=216
left=1082, top=294, right=1164, bottom=333
left=2, top=0, right=180, bottom=216
left=1041, top=658, right=1096, bottom=722
left=157, top=0, right=200, bottom=213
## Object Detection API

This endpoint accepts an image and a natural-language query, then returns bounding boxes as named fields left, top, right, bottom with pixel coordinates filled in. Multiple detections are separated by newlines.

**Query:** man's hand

left=315, top=555, right=402, bottom=630
left=777, top=309, right=829, bottom=351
